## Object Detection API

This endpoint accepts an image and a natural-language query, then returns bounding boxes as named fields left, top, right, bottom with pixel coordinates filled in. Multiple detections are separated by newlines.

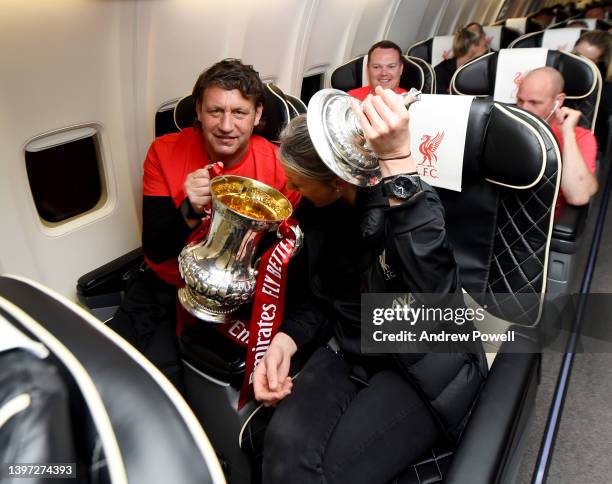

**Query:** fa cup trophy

left=306, top=87, right=421, bottom=186
left=178, top=175, right=297, bottom=323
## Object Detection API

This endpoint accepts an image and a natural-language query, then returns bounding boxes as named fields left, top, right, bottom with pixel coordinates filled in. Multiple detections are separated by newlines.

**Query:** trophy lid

left=307, top=88, right=421, bottom=187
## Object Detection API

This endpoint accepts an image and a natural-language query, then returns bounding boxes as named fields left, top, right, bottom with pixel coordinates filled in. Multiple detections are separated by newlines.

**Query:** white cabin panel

left=350, top=0, right=399, bottom=58
left=386, top=0, right=430, bottom=51
left=302, top=0, right=363, bottom=85
left=238, top=0, right=314, bottom=94
left=438, top=0, right=471, bottom=34
left=0, top=1, right=140, bottom=299
left=416, top=0, right=450, bottom=39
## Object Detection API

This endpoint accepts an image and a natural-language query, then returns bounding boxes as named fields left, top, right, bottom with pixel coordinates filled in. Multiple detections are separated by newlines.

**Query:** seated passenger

left=435, top=23, right=489, bottom=94
left=574, top=30, right=611, bottom=63
left=532, top=7, right=556, bottom=28
left=108, top=59, right=298, bottom=390
left=573, top=30, right=612, bottom=150
left=254, top=88, right=487, bottom=484
left=347, top=40, right=407, bottom=100
left=516, top=67, right=598, bottom=212
left=585, top=3, right=606, bottom=20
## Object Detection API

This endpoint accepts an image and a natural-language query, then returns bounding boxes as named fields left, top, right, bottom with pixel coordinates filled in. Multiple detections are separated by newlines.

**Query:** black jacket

left=281, top=183, right=487, bottom=440
left=434, top=58, right=458, bottom=94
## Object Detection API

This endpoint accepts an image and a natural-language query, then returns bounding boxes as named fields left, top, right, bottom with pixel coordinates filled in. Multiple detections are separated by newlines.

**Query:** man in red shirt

left=347, top=40, right=408, bottom=100
left=516, top=67, right=598, bottom=214
left=109, top=59, right=298, bottom=390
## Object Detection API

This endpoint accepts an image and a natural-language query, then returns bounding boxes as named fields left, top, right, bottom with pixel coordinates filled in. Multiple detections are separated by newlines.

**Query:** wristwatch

left=382, top=174, right=422, bottom=201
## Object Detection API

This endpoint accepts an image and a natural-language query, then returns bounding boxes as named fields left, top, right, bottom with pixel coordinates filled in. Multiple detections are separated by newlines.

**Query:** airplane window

left=301, top=73, right=324, bottom=105
left=25, top=128, right=105, bottom=224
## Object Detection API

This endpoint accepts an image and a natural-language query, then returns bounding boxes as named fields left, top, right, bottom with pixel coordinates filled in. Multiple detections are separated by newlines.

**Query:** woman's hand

left=351, top=86, right=417, bottom=177
left=253, top=332, right=297, bottom=406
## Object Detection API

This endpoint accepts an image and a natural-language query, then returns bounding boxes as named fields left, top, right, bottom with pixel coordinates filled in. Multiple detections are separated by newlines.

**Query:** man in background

left=516, top=67, right=598, bottom=213
left=348, top=40, right=407, bottom=100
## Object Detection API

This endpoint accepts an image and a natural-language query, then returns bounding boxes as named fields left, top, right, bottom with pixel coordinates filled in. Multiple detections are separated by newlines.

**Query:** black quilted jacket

left=280, top=182, right=487, bottom=441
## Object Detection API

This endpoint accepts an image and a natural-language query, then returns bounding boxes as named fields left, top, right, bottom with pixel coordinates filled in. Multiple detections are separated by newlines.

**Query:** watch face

left=391, top=175, right=417, bottom=199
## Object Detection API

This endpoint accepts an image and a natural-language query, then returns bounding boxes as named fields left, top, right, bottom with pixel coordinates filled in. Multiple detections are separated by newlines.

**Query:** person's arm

left=353, top=87, right=460, bottom=293
left=253, top=229, right=329, bottom=406
left=557, top=107, right=598, bottom=206
left=141, top=143, right=213, bottom=263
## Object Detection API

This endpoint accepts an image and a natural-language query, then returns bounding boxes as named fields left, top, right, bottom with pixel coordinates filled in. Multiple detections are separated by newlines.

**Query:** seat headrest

left=330, top=55, right=434, bottom=94
left=174, top=83, right=292, bottom=143
left=453, top=49, right=599, bottom=98
left=407, top=36, right=454, bottom=67
left=0, top=275, right=225, bottom=484
left=509, top=28, right=584, bottom=51
left=502, top=17, right=543, bottom=35
left=407, top=96, right=548, bottom=191
left=550, top=18, right=611, bottom=30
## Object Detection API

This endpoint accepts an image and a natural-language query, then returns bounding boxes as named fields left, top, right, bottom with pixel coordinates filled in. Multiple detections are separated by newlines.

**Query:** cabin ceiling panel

left=385, top=0, right=430, bottom=52
left=303, top=0, right=362, bottom=78
left=238, top=0, right=312, bottom=94
left=437, top=0, right=471, bottom=34
left=351, top=0, right=399, bottom=58
left=416, top=0, right=450, bottom=39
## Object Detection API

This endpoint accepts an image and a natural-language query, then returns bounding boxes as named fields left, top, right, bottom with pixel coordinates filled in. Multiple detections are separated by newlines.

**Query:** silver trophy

left=306, top=88, right=421, bottom=186
left=178, top=175, right=297, bottom=323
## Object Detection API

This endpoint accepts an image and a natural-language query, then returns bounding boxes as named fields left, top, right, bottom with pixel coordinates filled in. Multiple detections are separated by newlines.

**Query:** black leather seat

left=509, top=27, right=589, bottom=50
left=0, top=275, right=225, bottom=484
left=451, top=48, right=601, bottom=295
left=451, top=49, right=601, bottom=131
left=549, top=17, right=612, bottom=31
left=240, top=95, right=560, bottom=483
left=491, top=17, right=544, bottom=36
left=330, top=54, right=436, bottom=94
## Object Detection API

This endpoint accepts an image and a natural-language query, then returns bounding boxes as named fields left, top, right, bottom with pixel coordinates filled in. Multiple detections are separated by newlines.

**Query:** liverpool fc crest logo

left=418, top=132, right=444, bottom=178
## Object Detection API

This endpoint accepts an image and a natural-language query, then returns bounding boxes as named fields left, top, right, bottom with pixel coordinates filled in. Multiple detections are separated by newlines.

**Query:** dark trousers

left=107, top=267, right=184, bottom=393
left=263, top=347, right=440, bottom=484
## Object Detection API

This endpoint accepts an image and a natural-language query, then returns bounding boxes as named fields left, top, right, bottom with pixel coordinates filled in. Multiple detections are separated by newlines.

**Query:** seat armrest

left=445, top=333, right=540, bottom=484
left=76, top=248, right=143, bottom=310
left=550, top=203, right=589, bottom=253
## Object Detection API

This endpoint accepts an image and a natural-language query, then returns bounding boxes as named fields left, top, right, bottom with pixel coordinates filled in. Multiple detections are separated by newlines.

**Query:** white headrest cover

left=431, top=35, right=454, bottom=66
left=570, top=18, right=597, bottom=30
left=493, top=48, right=548, bottom=103
left=362, top=54, right=369, bottom=87
left=483, top=26, right=502, bottom=51
left=542, top=28, right=581, bottom=52
left=410, top=94, right=475, bottom=192
left=506, top=18, right=528, bottom=35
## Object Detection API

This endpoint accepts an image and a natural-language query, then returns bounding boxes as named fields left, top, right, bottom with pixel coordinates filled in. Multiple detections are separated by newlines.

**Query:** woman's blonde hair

left=453, top=25, right=482, bottom=58
left=279, top=115, right=338, bottom=184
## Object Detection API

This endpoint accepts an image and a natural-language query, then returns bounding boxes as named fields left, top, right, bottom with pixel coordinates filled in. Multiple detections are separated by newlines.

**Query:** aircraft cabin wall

left=0, top=0, right=508, bottom=301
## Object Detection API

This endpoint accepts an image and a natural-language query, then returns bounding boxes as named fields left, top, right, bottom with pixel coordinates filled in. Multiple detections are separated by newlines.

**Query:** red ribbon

left=236, top=218, right=300, bottom=409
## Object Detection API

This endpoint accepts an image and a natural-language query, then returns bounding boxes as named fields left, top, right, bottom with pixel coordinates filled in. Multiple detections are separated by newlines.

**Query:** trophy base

left=178, top=287, right=238, bottom=324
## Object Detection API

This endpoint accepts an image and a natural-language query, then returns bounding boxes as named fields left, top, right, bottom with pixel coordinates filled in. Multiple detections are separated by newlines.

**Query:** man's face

left=197, top=86, right=263, bottom=163
left=367, top=48, right=404, bottom=90
left=516, top=76, right=558, bottom=122
left=574, top=41, right=604, bottom=64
